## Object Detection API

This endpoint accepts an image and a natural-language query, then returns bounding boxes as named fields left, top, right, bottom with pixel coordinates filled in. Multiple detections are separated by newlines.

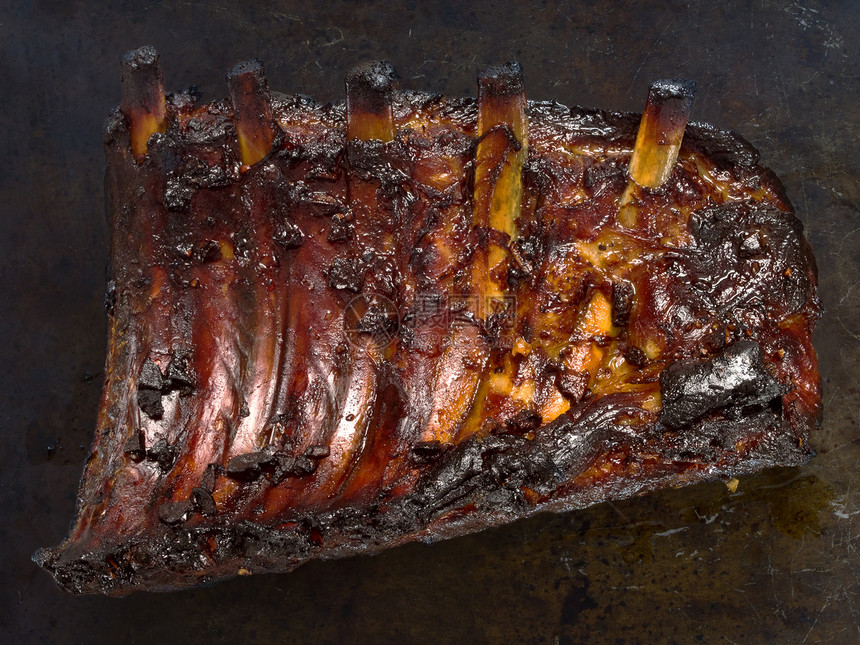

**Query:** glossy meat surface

left=35, top=77, right=820, bottom=595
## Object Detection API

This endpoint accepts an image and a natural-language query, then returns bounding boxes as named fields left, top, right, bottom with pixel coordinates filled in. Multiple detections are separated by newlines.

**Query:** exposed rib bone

left=474, top=62, right=528, bottom=301
left=228, top=60, right=276, bottom=166
left=345, top=61, right=396, bottom=144
left=628, top=79, right=695, bottom=190
left=120, top=46, right=166, bottom=160
left=424, top=64, right=530, bottom=445
left=619, top=80, right=695, bottom=227
left=300, top=62, right=400, bottom=507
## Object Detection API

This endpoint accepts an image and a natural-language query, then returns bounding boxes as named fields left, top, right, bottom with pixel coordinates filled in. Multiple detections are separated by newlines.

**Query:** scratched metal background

left=2, top=1, right=858, bottom=642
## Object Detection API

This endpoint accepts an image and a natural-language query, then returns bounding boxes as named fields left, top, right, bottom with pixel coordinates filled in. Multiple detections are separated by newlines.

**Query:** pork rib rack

left=35, top=47, right=821, bottom=595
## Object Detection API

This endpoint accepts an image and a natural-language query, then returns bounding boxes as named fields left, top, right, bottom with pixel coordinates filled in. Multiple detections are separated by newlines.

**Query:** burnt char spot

left=623, top=346, right=648, bottom=368
left=158, top=499, right=193, bottom=525
left=161, top=137, right=237, bottom=212
left=356, top=303, right=398, bottom=337
left=409, top=396, right=643, bottom=517
left=659, top=409, right=790, bottom=462
left=233, top=224, right=254, bottom=262
left=304, top=445, right=330, bottom=459
left=685, top=122, right=760, bottom=171
left=508, top=234, right=541, bottom=286
left=269, top=453, right=297, bottom=483
left=329, top=256, right=366, bottom=292
left=136, top=389, right=164, bottom=420
left=191, top=487, right=217, bottom=517
left=245, top=450, right=321, bottom=482
left=138, top=359, right=164, bottom=391
left=478, top=61, right=524, bottom=97
left=557, top=370, right=590, bottom=402
left=293, top=456, right=318, bottom=475
left=237, top=520, right=307, bottom=558
left=166, top=353, right=195, bottom=394
left=611, top=281, right=634, bottom=328
left=503, top=409, right=542, bottom=435
left=687, top=203, right=812, bottom=318
left=345, top=61, right=397, bottom=117
left=146, top=438, right=176, bottom=471
left=226, top=452, right=266, bottom=480
left=286, top=181, right=345, bottom=215
left=43, top=557, right=100, bottom=595
left=412, top=440, right=445, bottom=463
left=583, top=157, right=625, bottom=191
left=123, top=431, right=146, bottom=462
left=274, top=221, right=305, bottom=250
left=326, top=212, right=353, bottom=242
left=346, top=138, right=407, bottom=182
left=137, top=359, right=166, bottom=418
left=703, top=328, right=727, bottom=353
left=649, top=78, right=696, bottom=103
left=200, top=463, right=219, bottom=492
left=659, top=340, right=788, bottom=430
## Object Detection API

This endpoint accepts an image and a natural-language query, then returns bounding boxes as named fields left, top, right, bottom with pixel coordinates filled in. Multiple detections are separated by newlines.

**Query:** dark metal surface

left=2, top=1, right=858, bottom=642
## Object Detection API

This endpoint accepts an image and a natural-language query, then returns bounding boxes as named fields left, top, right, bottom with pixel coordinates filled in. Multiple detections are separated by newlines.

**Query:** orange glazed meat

left=35, top=47, right=820, bottom=595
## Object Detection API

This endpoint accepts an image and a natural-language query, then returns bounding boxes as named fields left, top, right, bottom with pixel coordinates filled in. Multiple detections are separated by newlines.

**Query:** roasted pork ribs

left=35, top=47, right=821, bottom=595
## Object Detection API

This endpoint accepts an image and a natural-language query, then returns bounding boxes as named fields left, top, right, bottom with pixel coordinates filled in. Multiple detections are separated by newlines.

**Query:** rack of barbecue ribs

left=35, top=46, right=821, bottom=595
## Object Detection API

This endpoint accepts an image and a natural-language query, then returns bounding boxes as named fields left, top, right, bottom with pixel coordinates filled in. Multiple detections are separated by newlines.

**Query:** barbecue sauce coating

left=35, top=89, right=820, bottom=595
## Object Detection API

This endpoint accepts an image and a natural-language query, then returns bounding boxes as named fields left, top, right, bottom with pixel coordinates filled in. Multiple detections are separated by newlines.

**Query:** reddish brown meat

left=34, top=49, right=820, bottom=595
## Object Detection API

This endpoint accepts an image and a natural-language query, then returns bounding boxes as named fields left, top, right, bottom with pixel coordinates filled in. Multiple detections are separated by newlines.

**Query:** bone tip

left=120, top=45, right=166, bottom=159
left=345, top=61, right=398, bottom=95
left=120, top=45, right=164, bottom=99
left=228, top=58, right=267, bottom=85
left=121, top=45, right=160, bottom=72
left=648, top=79, right=696, bottom=107
left=478, top=62, right=524, bottom=96
left=228, top=59, right=271, bottom=104
left=227, top=59, right=274, bottom=165
left=345, top=61, right=398, bottom=118
left=345, top=62, right=397, bottom=140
